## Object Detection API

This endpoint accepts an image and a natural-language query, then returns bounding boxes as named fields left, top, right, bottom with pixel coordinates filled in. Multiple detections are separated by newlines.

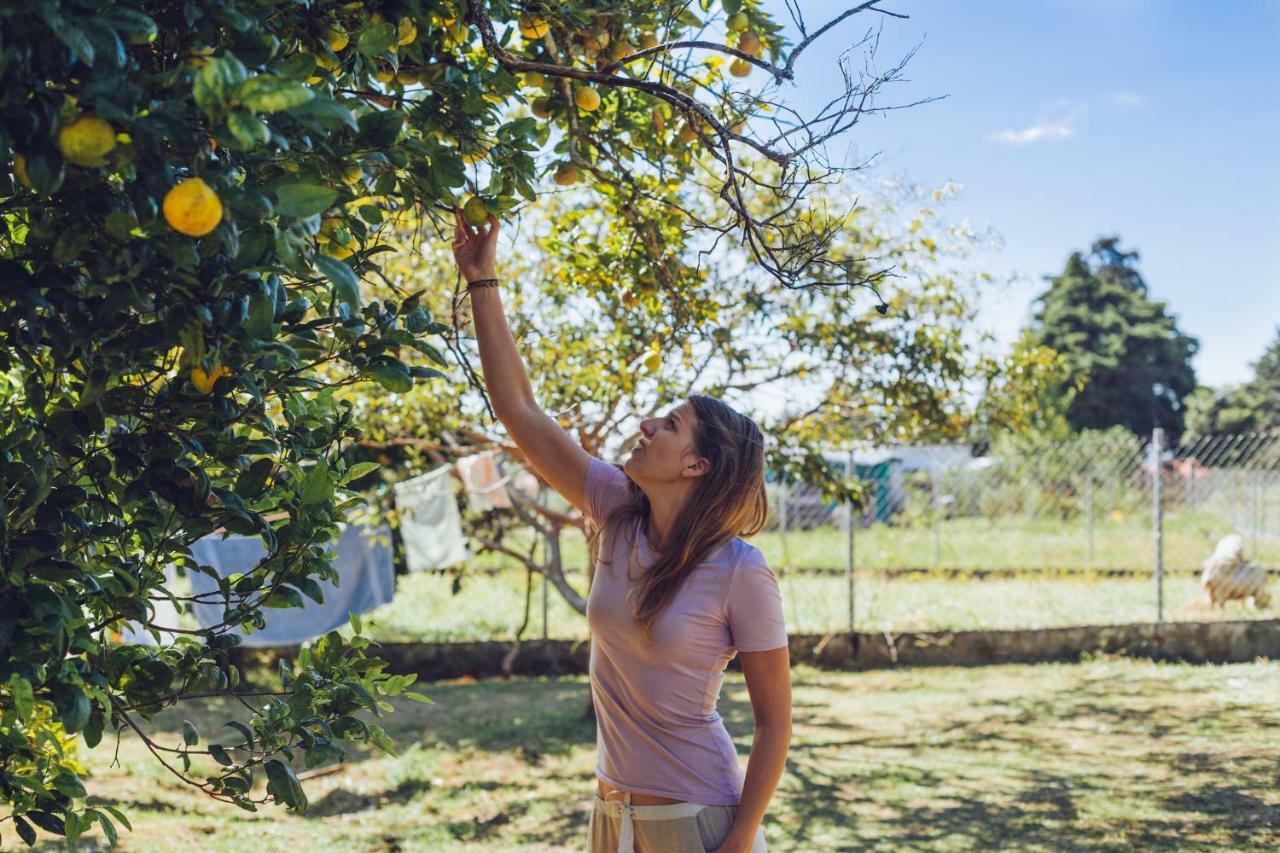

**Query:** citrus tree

left=338, top=169, right=1065, bottom=624
left=0, top=0, right=917, bottom=843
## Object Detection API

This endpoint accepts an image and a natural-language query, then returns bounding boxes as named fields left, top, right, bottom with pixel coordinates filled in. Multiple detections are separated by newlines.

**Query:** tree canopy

left=1029, top=237, right=1198, bottom=437
left=0, top=0, right=927, bottom=843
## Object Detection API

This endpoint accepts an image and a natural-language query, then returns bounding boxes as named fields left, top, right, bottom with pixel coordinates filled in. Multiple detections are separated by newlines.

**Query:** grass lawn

left=25, top=657, right=1280, bottom=851
left=359, top=568, right=1275, bottom=643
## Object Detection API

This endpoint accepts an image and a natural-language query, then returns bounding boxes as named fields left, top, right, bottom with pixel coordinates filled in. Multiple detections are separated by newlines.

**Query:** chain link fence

left=360, top=431, right=1279, bottom=643
left=761, top=429, right=1280, bottom=636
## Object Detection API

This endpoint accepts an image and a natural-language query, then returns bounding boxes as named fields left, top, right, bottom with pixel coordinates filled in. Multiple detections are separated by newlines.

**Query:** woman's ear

left=684, top=455, right=710, bottom=478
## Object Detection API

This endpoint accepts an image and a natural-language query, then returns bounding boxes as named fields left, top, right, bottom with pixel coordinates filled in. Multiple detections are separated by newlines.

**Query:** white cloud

left=1105, top=91, right=1147, bottom=109
left=987, top=121, right=1077, bottom=144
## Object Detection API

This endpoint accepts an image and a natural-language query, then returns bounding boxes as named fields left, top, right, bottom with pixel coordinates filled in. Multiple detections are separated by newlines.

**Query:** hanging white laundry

left=394, top=464, right=471, bottom=571
left=457, top=449, right=514, bottom=511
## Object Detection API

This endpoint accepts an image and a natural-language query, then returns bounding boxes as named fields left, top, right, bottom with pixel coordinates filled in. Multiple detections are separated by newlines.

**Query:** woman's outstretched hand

left=451, top=208, right=500, bottom=284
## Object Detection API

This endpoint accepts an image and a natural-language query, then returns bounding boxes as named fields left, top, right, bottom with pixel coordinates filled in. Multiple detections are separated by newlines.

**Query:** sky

left=755, top=0, right=1280, bottom=388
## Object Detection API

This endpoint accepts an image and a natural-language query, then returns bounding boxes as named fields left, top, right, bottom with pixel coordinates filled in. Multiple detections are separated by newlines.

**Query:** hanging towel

left=185, top=522, right=396, bottom=646
left=394, top=464, right=470, bottom=571
left=457, top=449, right=514, bottom=511
left=119, top=582, right=183, bottom=646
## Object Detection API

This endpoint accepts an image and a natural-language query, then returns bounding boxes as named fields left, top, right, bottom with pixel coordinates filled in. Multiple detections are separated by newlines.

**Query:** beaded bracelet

left=466, top=277, right=500, bottom=290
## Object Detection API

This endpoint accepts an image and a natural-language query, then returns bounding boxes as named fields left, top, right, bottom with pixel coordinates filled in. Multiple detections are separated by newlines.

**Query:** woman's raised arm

left=451, top=209, right=593, bottom=515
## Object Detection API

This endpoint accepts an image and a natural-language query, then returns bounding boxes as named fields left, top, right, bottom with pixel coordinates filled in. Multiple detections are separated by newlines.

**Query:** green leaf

left=7, top=674, right=34, bottom=723
left=235, top=457, right=275, bottom=499
left=294, top=576, right=326, bottom=605
left=227, top=110, right=270, bottom=148
left=300, top=459, right=332, bottom=506
left=348, top=610, right=363, bottom=635
left=98, top=6, right=158, bottom=43
left=357, top=21, right=397, bottom=57
left=367, top=723, right=397, bottom=756
left=193, top=54, right=249, bottom=118
left=46, top=13, right=94, bottom=65
left=14, top=815, right=36, bottom=845
left=226, top=721, right=255, bottom=751
left=314, top=254, right=362, bottom=309
left=53, top=771, right=87, bottom=799
left=274, top=183, right=338, bottom=218
left=263, top=585, right=305, bottom=608
left=237, top=77, right=315, bottom=113
left=92, top=809, right=120, bottom=847
left=209, top=744, right=234, bottom=765
left=364, top=357, right=412, bottom=393
left=340, top=461, right=381, bottom=484
left=356, top=110, right=404, bottom=149
left=244, top=290, right=274, bottom=339
left=264, top=759, right=307, bottom=810
left=404, top=691, right=436, bottom=705
left=182, top=719, right=199, bottom=746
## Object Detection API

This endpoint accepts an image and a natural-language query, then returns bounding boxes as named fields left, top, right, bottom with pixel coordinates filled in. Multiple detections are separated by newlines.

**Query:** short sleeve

left=725, top=552, right=789, bottom=652
left=584, top=457, right=633, bottom=524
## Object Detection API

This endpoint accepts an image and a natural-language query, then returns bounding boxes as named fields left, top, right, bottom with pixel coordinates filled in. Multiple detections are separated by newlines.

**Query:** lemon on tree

left=552, top=161, right=579, bottom=186
left=324, top=26, right=349, bottom=52
left=738, top=31, right=762, bottom=56
left=575, top=86, right=601, bottom=112
left=729, top=58, right=751, bottom=77
left=518, top=14, right=549, bottom=39
left=57, top=115, right=116, bottom=167
left=530, top=97, right=554, bottom=118
left=726, top=12, right=750, bottom=33
left=190, top=363, right=231, bottom=394
left=460, top=195, right=489, bottom=226
left=163, top=177, right=223, bottom=237
left=638, top=31, right=659, bottom=49
left=397, top=18, right=417, bottom=45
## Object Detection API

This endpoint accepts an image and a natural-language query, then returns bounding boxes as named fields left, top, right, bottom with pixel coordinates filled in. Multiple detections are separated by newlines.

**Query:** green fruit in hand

left=461, top=196, right=489, bottom=226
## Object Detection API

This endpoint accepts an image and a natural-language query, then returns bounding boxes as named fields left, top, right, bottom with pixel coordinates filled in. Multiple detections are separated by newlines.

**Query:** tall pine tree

left=1031, top=237, right=1199, bottom=436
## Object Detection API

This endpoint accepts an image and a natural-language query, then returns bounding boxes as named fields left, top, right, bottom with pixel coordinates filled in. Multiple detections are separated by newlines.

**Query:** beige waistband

left=593, top=793, right=713, bottom=820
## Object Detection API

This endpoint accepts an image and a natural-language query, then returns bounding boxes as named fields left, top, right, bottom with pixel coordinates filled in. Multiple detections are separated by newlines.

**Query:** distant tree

left=1183, top=327, right=1280, bottom=440
left=1029, top=237, right=1198, bottom=436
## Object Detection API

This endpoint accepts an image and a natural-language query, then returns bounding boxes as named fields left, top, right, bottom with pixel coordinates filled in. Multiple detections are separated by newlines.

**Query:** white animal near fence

left=1201, top=534, right=1271, bottom=609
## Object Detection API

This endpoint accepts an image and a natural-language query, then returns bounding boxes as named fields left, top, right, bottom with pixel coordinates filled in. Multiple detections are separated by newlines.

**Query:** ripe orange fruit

left=738, top=31, right=762, bottom=56
left=729, top=58, right=751, bottom=77
left=574, top=86, right=601, bottom=112
left=518, top=15, right=549, bottom=39
left=552, top=162, right=579, bottom=186
left=191, top=364, right=231, bottom=394
left=163, top=178, right=223, bottom=237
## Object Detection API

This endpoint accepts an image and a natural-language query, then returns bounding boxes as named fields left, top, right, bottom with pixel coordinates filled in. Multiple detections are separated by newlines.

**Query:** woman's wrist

left=465, top=270, right=498, bottom=285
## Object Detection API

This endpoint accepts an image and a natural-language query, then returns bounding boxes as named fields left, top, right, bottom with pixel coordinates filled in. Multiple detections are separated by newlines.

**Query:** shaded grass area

left=361, top=569, right=1274, bottom=642
left=29, top=658, right=1280, bottom=851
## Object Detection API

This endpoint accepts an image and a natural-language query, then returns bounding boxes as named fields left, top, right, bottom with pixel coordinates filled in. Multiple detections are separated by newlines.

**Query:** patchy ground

left=26, top=657, right=1280, bottom=851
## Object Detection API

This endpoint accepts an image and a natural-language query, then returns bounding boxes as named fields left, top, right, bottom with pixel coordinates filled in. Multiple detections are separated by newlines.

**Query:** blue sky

left=756, top=0, right=1280, bottom=387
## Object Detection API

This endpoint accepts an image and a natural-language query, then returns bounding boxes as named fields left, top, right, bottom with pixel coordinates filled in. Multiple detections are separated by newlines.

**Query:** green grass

left=28, top=658, right=1280, bottom=850
left=358, top=568, right=1274, bottom=643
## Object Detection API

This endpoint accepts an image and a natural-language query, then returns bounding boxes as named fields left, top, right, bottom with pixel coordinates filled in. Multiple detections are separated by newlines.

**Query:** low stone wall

left=232, top=618, right=1279, bottom=681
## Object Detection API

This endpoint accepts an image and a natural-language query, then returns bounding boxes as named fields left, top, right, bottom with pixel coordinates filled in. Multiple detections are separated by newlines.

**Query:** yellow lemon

left=522, top=71, right=546, bottom=88
left=729, top=58, right=751, bottom=77
left=726, top=12, right=749, bottom=33
left=374, top=67, right=396, bottom=84
left=191, top=364, right=231, bottom=394
left=518, top=15, right=549, bottom=39
left=461, top=195, right=489, bottom=226
left=13, top=153, right=33, bottom=189
left=609, top=40, right=634, bottom=61
left=530, top=97, right=553, bottom=118
left=340, top=162, right=363, bottom=185
left=738, top=31, right=762, bottom=56
left=397, top=18, right=418, bottom=46
left=582, top=28, right=610, bottom=53
left=638, top=32, right=659, bottom=50
left=574, top=86, right=600, bottom=112
left=163, top=177, right=223, bottom=237
left=324, top=27, right=349, bottom=52
left=552, top=162, right=579, bottom=186
left=58, top=116, right=116, bottom=167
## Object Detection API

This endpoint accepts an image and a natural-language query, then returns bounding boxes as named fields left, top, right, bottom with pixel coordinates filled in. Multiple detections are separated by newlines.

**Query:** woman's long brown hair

left=587, top=395, right=768, bottom=644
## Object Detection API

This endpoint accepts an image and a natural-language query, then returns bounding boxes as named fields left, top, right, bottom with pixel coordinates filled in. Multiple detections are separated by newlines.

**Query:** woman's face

left=624, top=399, right=704, bottom=483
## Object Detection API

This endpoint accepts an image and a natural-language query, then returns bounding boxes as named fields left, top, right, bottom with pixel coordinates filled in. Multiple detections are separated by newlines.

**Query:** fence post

left=1153, top=427, right=1164, bottom=624
left=779, top=466, right=789, bottom=571
left=540, top=486, right=549, bottom=640
left=1086, top=471, right=1095, bottom=569
left=846, top=447, right=855, bottom=637
left=932, top=475, right=942, bottom=568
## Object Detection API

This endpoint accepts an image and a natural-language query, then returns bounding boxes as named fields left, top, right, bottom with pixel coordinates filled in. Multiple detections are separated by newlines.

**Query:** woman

left=451, top=209, right=791, bottom=853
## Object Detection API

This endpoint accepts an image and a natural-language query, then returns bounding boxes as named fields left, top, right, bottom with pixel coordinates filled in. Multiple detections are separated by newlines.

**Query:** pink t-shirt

left=584, top=457, right=788, bottom=805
